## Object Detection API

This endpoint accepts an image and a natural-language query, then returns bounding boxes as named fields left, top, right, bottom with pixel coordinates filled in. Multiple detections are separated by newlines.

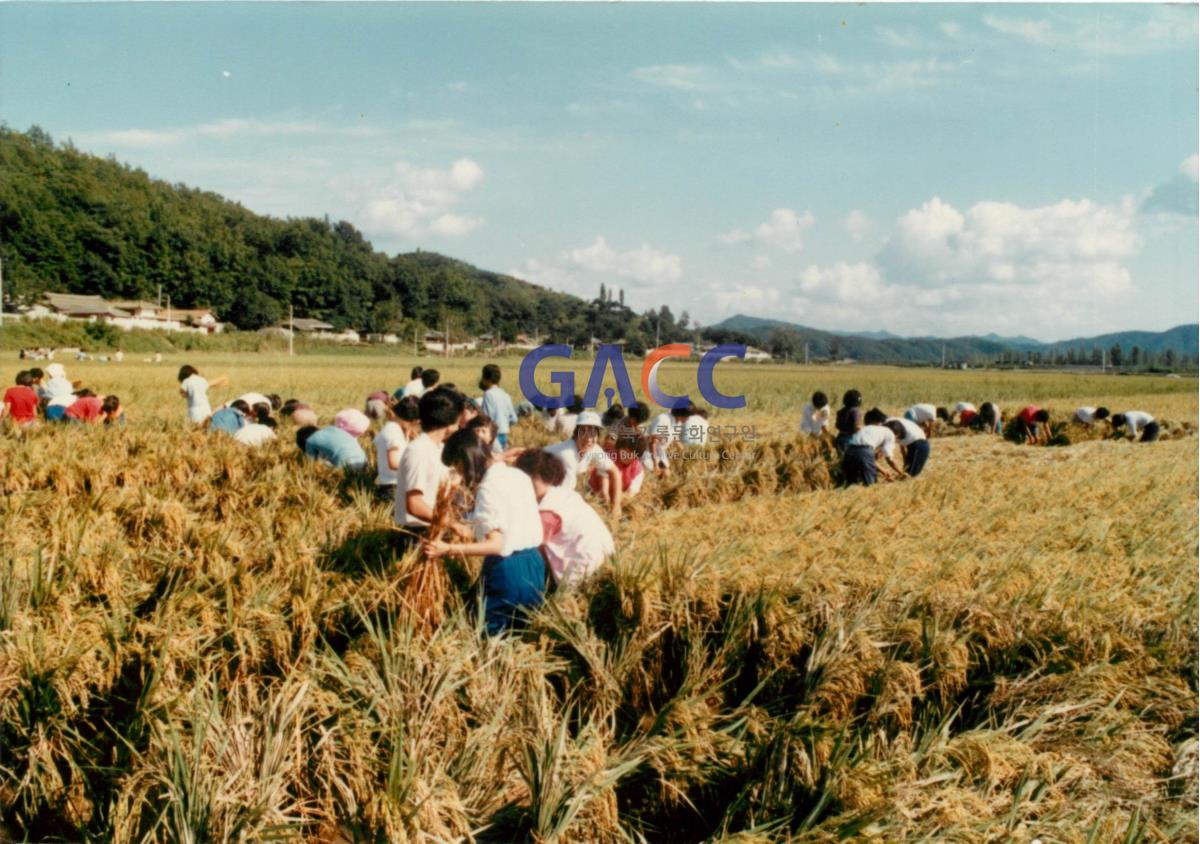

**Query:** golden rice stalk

left=399, top=479, right=457, bottom=635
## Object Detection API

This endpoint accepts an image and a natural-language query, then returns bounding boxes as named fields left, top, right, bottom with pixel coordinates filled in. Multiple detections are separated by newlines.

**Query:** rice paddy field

left=1, top=352, right=1197, bottom=842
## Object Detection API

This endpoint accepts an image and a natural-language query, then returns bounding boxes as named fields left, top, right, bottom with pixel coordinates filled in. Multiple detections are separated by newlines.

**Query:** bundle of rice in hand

left=400, top=478, right=458, bottom=634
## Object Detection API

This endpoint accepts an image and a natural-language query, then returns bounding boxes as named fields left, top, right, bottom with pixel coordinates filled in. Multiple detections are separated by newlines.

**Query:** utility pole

left=1101, top=348, right=1106, bottom=373
left=288, top=303, right=294, bottom=357
left=157, top=284, right=162, bottom=309
left=413, top=324, right=418, bottom=356
left=941, top=343, right=946, bottom=368
left=0, top=256, right=5, bottom=328
left=804, top=342, right=809, bottom=366
left=444, top=316, right=449, bottom=359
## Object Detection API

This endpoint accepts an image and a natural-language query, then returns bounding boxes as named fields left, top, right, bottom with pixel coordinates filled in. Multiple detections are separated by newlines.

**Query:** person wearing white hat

left=42, top=363, right=77, bottom=421
left=543, top=409, right=622, bottom=518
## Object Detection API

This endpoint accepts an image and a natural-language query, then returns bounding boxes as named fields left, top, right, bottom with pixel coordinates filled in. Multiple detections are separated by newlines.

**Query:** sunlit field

left=1, top=351, right=1196, bottom=842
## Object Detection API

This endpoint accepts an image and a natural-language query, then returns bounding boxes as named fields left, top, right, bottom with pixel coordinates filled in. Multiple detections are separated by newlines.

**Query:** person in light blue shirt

left=479, top=364, right=518, bottom=449
left=208, top=400, right=249, bottom=435
left=296, top=425, right=367, bottom=471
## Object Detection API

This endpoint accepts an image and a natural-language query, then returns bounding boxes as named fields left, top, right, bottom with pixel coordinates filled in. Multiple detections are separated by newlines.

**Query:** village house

left=18, top=292, right=221, bottom=334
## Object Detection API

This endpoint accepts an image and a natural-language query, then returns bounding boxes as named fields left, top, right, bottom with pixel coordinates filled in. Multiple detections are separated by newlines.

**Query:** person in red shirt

left=65, top=390, right=104, bottom=423
left=1016, top=405, right=1051, bottom=444
left=2, top=371, right=40, bottom=425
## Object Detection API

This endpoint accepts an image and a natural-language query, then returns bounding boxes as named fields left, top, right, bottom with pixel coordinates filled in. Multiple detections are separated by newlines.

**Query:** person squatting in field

left=841, top=413, right=906, bottom=487
left=590, top=402, right=647, bottom=499
left=296, top=409, right=370, bottom=472
left=903, top=402, right=949, bottom=438
left=543, top=410, right=623, bottom=518
left=423, top=428, right=546, bottom=636
left=1110, top=411, right=1159, bottom=442
left=801, top=391, right=831, bottom=436
left=369, top=394, right=420, bottom=498
left=1074, top=406, right=1111, bottom=426
left=516, top=448, right=615, bottom=590
left=1015, top=405, right=1052, bottom=444
left=883, top=413, right=930, bottom=478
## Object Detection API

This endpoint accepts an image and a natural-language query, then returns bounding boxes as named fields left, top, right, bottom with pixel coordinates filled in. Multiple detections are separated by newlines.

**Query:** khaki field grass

left=0, top=352, right=1196, bottom=842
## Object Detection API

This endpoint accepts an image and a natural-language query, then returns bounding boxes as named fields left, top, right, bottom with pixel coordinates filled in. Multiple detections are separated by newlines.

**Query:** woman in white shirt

left=369, top=395, right=421, bottom=496
left=841, top=423, right=905, bottom=487
left=424, top=429, right=546, bottom=635
left=177, top=364, right=228, bottom=425
left=544, top=411, right=622, bottom=517
left=800, top=391, right=831, bottom=436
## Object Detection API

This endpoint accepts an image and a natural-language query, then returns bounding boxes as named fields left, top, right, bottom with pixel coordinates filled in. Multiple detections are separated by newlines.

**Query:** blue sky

left=1, top=3, right=1196, bottom=341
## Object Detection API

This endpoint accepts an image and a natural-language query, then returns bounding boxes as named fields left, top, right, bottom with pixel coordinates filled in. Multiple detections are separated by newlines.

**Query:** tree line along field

left=0, top=354, right=1196, bottom=842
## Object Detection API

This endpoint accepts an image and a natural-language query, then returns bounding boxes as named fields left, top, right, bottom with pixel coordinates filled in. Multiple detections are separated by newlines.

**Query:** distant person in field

left=43, top=363, right=77, bottom=422
left=835, top=389, right=865, bottom=453
left=394, top=387, right=466, bottom=546
left=221, top=392, right=281, bottom=413
left=208, top=400, right=250, bottom=434
left=423, top=428, right=545, bottom=636
left=1073, top=406, right=1110, bottom=426
left=418, top=369, right=441, bottom=397
left=592, top=402, right=647, bottom=499
left=841, top=421, right=905, bottom=487
left=370, top=395, right=420, bottom=497
left=1015, top=405, right=1051, bottom=444
left=680, top=405, right=710, bottom=446
left=544, top=410, right=622, bottom=518
left=517, top=449, right=615, bottom=589
left=1110, top=411, right=1159, bottom=442
left=800, top=391, right=831, bottom=436
left=903, top=403, right=948, bottom=438
left=644, top=403, right=678, bottom=474
left=398, top=366, right=424, bottom=399
left=479, top=364, right=518, bottom=450
left=233, top=414, right=277, bottom=448
left=296, top=422, right=368, bottom=472
left=885, top=416, right=930, bottom=478
left=64, top=390, right=117, bottom=425
left=978, top=402, right=1003, bottom=434
left=2, top=371, right=40, bottom=426
left=282, top=399, right=319, bottom=428
left=952, top=402, right=977, bottom=426
left=177, top=364, right=229, bottom=425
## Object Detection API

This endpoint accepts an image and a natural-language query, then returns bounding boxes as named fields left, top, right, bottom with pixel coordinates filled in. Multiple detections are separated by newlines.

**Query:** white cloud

left=632, top=64, right=717, bottom=92
left=720, top=208, right=815, bottom=253
left=984, top=8, right=1197, bottom=55
left=1181, top=154, right=1199, bottom=181
left=750, top=255, right=772, bottom=271
left=1141, top=154, right=1200, bottom=216
left=843, top=210, right=871, bottom=241
left=565, top=236, right=682, bottom=285
left=362, top=157, right=486, bottom=239
left=76, top=118, right=376, bottom=149
left=712, top=283, right=782, bottom=315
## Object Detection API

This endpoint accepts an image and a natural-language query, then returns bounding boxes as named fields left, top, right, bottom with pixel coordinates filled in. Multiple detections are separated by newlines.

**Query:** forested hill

left=0, top=125, right=698, bottom=348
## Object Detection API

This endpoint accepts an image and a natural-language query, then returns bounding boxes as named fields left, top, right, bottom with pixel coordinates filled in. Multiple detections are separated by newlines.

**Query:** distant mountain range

left=707, top=314, right=1197, bottom=365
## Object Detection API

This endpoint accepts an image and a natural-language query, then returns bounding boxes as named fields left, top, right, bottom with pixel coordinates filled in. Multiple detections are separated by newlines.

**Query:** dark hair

left=101, top=395, right=120, bottom=415
left=75, top=388, right=96, bottom=398
left=516, top=448, right=567, bottom=487
left=812, top=391, right=828, bottom=409
left=29, top=368, right=43, bottom=380
left=885, top=420, right=906, bottom=440
left=266, top=394, right=282, bottom=411
left=261, top=417, right=278, bottom=430
left=842, top=389, right=862, bottom=408
left=601, top=403, right=625, bottom=427
left=421, top=369, right=440, bottom=388
left=411, top=366, right=424, bottom=380
left=177, top=365, right=199, bottom=382
left=441, top=428, right=490, bottom=489
left=481, top=363, right=502, bottom=385
left=15, top=370, right=32, bottom=387
left=394, top=395, right=420, bottom=422
left=936, top=407, right=950, bottom=421
left=466, top=414, right=497, bottom=441
left=1094, top=407, right=1110, bottom=420
left=627, top=401, right=650, bottom=425
left=418, top=387, right=465, bottom=432
left=980, top=402, right=998, bottom=423
left=567, top=395, right=585, bottom=415
left=296, top=425, right=318, bottom=451
left=670, top=404, right=693, bottom=420
left=1033, top=409, right=1050, bottom=423
left=1110, top=413, right=1127, bottom=427
left=230, top=400, right=251, bottom=415
left=281, top=398, right=302, bottom=416
left=252, top=403, right=272, bottom=423
left=863, top=407, right=888, bottom=426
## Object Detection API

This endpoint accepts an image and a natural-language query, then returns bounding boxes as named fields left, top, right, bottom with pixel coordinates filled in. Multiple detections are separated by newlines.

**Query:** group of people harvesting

left=1, top=363, right=124, bottom=426
left=11, top=357, right=1156, bottom=638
